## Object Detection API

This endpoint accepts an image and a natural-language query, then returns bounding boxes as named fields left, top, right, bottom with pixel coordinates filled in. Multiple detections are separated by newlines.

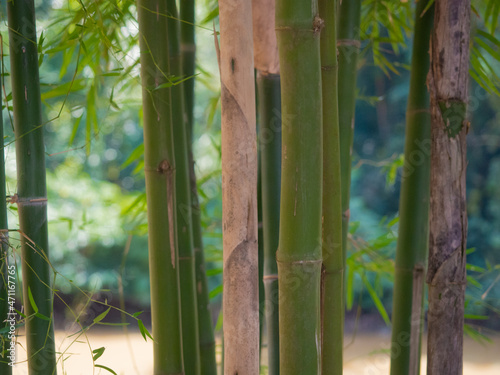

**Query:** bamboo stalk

left=0, top=57, right=12, bottom=375
left=180, top=0, right=218, bottom=373
left=427, top=0, right=470, bottom=373
left=219, top=0, right=259, bottom=373
left=7, top=2, right=57, bottom=373
left=389, top=2, right=434, bottom=375
left=257, top=161, right=265, bottom=359
left=166, top=1, right=201, bottom=373
left=252, top=1, right=280, bottom=373
left=275, top=1, right=323, bottom=373
left=136, top=1, right=184, bottom=373
left=337, top=0, right=361, bottom=262
left=256, top=71, right=281, bottom=375
left=319, top=0, right=343, bottom=373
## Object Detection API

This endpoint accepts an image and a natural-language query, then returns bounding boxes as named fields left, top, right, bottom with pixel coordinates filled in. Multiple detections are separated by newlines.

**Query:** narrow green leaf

left=92, top=347, right=105, bottom=361
left=28, top=287, right=39, bottom=314
left=93, top=307, right=111, bottom=324
left=362, top=274, right=390, bottom=326
left=209, top=284, right=223, bottom=299
left=137, top=319, right=153, bottom=341
left=69, top=115, right=83, bottom=145
left=94, top=364, right=118, bottom=375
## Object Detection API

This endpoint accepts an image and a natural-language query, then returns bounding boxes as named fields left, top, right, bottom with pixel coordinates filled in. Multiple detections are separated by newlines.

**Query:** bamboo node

left=337, top=39, right=361, bottom=48
left=157, top=160, right=172, bottom=174
left=9, top=195, right=48, bottom=205
left=313, top=16, right=325, bottom=35
left=263, top=275, right=278, bottom=280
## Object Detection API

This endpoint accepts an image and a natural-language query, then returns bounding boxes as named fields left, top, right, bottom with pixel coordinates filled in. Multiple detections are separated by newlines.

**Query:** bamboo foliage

left=7, top=1, right=58, bottom=373
left=136, top=1, right=184, bottom=373
left=180, top=0, right=218, bottom=372
left=275, top=0, right=324, bottom=372
left=165, top=0, right=201, bottom=373
left=218, top=0, right=260, bottom=373
left=389, top=2, right=434, bottom=375
left=427, top=0, right=470, bottom=373
left=319, top=0, right=343, bottom=373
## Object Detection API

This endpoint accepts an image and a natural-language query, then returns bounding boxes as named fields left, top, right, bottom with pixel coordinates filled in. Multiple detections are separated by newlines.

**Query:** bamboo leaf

left=94, top=364, right=118, bottom=375
left=92, top=347, right=105, bottom=361
left=93, top=307, right=111, bottom=323
left=68, top=115, right=83, bottom=145
left=209, top=284, right=223, bottom=299
left=28, top=287, right=39, bottom=314
left=362, top=274, right=390, bottom=326
left=137, top=319, right=153, bottom=342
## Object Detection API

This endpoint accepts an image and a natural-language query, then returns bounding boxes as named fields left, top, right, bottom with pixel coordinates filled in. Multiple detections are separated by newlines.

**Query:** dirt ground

left=11, top=330, right=500, bottom=374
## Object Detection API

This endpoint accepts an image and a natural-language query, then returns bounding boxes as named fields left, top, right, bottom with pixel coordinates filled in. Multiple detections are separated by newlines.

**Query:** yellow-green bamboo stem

left=166, top=0, right=201, bottom=373
left=180, top=0, right=218, bottom=372
left=389, top=2, right=434, bottom=375
left=275, top=1, right=324, bottom=373
left=7, top=1, right=57, bottom=373
left=0, top=57, right=12, bottom=375
left=337, top=0, right=361, bottom=261
left=319, top=0, right=343, bottom=373
left=137, top=1, right=184, bottom=373
left=256, top=71, right=281, bottom=375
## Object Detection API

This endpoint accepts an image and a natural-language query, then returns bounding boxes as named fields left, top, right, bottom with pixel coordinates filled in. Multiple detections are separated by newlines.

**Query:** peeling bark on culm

left=427, top=1, right=470, bottom=374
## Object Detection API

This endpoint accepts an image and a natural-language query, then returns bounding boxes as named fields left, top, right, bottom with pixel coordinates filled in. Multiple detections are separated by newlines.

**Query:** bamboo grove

left=1, top=0, right=496, bottom=374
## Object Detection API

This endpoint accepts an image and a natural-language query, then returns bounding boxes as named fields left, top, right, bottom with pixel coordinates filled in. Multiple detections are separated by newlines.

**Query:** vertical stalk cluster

left=252, top=0, right=281, bottom=373
left=337, top=0, right=361, bottom=261
left=180, top=0, right=218, bottom=373
left=389, top=2, right=434, bottom=375
left=0, top=57, right=11, bottom=375
left=319, top=0, right=343, bottom=374
left=219, top=0, right=260, bottom=373
left=7, top=1, right=57, bottom=373
left=427, top=0, right=470, bottom=374
left=166, top=0, right=201, bottom=373
left=275, top=0, right=324, bottom=372
left=136, top=1, right=184, bottom=373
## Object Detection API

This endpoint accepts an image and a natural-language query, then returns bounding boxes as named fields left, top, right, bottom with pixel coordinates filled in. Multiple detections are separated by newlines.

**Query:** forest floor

left=11, top=329, right=500, bottom=374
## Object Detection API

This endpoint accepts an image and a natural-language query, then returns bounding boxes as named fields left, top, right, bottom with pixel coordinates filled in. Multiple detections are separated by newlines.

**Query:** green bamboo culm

left=319, top=0, right=343, bottom=373
left=180, top=0, right=218, bottom=373
left=166, top=0, right=201, bottom=373
left=257, top=72, right=281, bottom=375
left=257, top=155, right=265, bottom=359
left=337, top=0, right=361, bottom=263
left=275, top=0, right=323, bottom=373
left=389, top=2, right=434, bottom=375
left=7, top=2, right=58, bottom=374
left=136, top=1, right=184, bottom=373
left=0, top=56, right=12, bottom=375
